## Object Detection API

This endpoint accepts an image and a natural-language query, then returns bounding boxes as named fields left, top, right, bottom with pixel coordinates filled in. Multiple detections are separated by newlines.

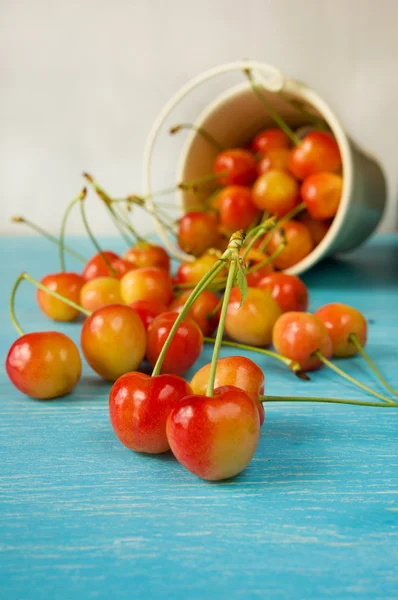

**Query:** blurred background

left=1, top=0, right=397, bottom=236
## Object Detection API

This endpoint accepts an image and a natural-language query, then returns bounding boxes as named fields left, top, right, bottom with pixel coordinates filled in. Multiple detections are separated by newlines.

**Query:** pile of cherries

left=5, top=93, right=398, bottom=481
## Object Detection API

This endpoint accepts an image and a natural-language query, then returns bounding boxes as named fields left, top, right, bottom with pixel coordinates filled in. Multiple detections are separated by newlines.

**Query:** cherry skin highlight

left=146, top=312, right=203, bottom=376
left=80, top=276, right=123, bottom=312
left=314, top=303, right=367, bottom=357
left=166, top=386, right=260, bottom=481
left=213, top=149, right=257, bottom=186
left=37, top=272, right=85, bottom=322
left=81, top=304, right=146, bottom=381
left=256, top=273, right=309, bottom=313
left=267, top=221, right=313, bottom=270
left=109, top=372, right=192, bottom=454
left=123, top=242, right=170, bottom=271
left=225, top=287, right=282, bottom=347
left=273, top=312, right=333, bottom=371
left=128, top=299, right=169, bottom=330
left=252, top=128, right=290, bottom=155
left=120, top=267, right=173, bottom=306
left=169, top=290, right=221, bottom=336
left=177, top=212, right=221, bottom=257
left=6, top=332, right=81, bottom=399
left=289, top=131, right=342, bottom=180
left=252, top=169, right=299, bottom=217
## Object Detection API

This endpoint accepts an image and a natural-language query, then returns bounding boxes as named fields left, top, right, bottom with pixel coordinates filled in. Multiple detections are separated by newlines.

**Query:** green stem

left=59, top=188, right=87, bottom=272
left=349, top=333, right=398, bottom=397
left=247, top=234, right=287, bottom=274
left=79, top=196, right=117, bottom=276
left=9, top=272, right=91, bottom=335
left=261, top=395, right=398, bottom=408
left=258, top=201, right=305, bottom=252
left=206, top=256, right=239, bottom=397
left=278, top=94, right=327, bottom=131
left=242, top=216, right=277, bottom=259
left=203, top=337, right=308, bottom=380
left=206, top=295, right=224, bottom=319
left=170, top=123, right=224, bottom=152
left=12, top=217, right=86, bottom=264
left=314, top=351, right=395, bottom=404
left=243, top=68, right=301, bottom=146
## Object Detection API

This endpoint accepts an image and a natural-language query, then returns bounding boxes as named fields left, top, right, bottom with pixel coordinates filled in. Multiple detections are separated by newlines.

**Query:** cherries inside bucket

left=6, top=71, right=398, bottom=482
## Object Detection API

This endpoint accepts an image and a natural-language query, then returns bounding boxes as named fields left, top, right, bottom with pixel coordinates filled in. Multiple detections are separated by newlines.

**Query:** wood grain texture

left=1, top=235, right=397, bottom=600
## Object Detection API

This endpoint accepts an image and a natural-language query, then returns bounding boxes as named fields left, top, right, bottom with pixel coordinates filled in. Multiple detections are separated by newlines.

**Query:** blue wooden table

left=1, top=235, right=398, bottom=600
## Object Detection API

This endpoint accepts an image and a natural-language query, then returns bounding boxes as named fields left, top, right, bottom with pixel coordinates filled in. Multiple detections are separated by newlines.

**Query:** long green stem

left=258, top=201, right=305, bottom=253
left=170, top=123, right=224, bottom=152
left=203, top=337, right=308, bottom=379
left=278, top=93, right=328, bottom=131
left=12, top=217, right=86, bottom=263
left=261, top=395, right=398, bottom=408
left=247, top=235, right=287, bottom=274
left=59, top=188, right=87, bottom=271
left=349, top=333, right=398, bottom=396
left=9, top=272, right=91, bottom=335
left=242, top=216, right=277, bottom=259
left=206, top=256, right=239, bottom=397
left=79, top=197, right=117, bottom=276
left=314, top=351, right=395, bottom=404
left=244, top=68, right=301, bottom=146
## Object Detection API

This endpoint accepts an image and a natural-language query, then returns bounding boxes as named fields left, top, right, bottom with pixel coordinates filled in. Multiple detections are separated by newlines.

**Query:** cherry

left=190, top=356, right=265, bottom=425
left=289, top=131, right=342, bottom=180
left=177, top=212, right=221, bottom=257
left=82, top=251, right=120, bottom=281
left=146, top=312, right=203, bottom=375
left=166, top=386, right=260, bottom=481
left=267, top=221, right=313, bottom=269
left=256, top=273, right=309, bottom=312
left=213, top=149, right=257, bottom=186
left=242, top=248, right=274, bottom=287
left=225, top=287, right=282, bottom=347
left=170, top=290, right=221, bottom=336
left=80, top=276, right=123, bottom=312
left=128, top=299, right=169, bottom=330
left=120, top=267, right=173, bottom=306
left=252, top=128, right=290, bottom=155
left=272, top=312, right=332, bottom=371
left=110, top=257, right=137, bottom=279
left=314, top=303, right=367, bottom=358
left=81, top=304, right=146, bottom=381
left=257, top=148, right=291, bottom=176
left=37, top=272, right=85, bottom=322
left=217, top=185, right=260, bottom=234
left=109, top=372, right=192, bottom=454
left=6, top=332, right=81, bottom=399
left=252, top=169, right=300, bottom=217
left=176, top=252, right=225, bottom=286
left=298, top=213, right=331, bottom=245
left=123, top=241, right=170, bottom=271
left=301, top=172, right=343, bottom=220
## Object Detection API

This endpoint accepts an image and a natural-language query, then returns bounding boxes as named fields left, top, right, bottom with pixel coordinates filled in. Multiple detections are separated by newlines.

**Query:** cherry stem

left=313, top=351, right=395, bottom=404
left=261, top=395, right=398, bottom=408
left=206, top=295, right=224, bottom=319
left=349, top=333, right=398, bottom=397
left=79, top=196, right=118, bottom=277
left=59, top=188, right=87, bottom=272
left=247, top=234, right=287, bottom=274
left=258, top=201, right=306, bottom=253
left=9, top=272, right=91, bottom=335
left=170, top=123, right=224, bottom=152
left=243, top=68, right=301, bottom=146
left=278, top=93, right=328, bottom=131
left=242, top=216, right=278, bottom=259
left=12, top=216, right=86, bottom=264
left=203, top=337, right=308, bottom=379
left=206, top=250, right=240, bottom=397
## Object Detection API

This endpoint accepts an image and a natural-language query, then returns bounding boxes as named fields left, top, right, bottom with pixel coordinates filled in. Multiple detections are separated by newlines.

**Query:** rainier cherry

left=314, top=303, right=367, bottom=358
left=37, top=272, right=85, bottom=322
left=298, top=213, right=331, bottom=245
left=120, top=267, right=173, bottom=305
left=176, top=251, right=225, bottom=286
left=252, top=169, right=299, bottom=217
left=301, top=172, right=343, bottom=220
left=80, top=276, right=123, bottom=312
left=177, top=212, right=221, bottom=257
left=243, top=248, right=274, bottom=287
left=170, top=290, right=221, bottom=336
left=123, top=241, right=170, bottom=271
left=6, top=332, right=81, bottom=399
left=289, top=131, right=342, bottom=180
left=213, top=149, right=257, bottom=186
left=128, top=299, right=168, bottom=330
left=217, top=186, right=260, bottom=234
left=257, top=273, right=309, bottom=312
left=267, top=221, right=313, bottom=269
left=252, top=128, right=290, bottom=155
left=109, top=372, right=192, bottom=454
left=82, top=251, right=124, bottom=281
left=257, top=148, right=291, bottom=176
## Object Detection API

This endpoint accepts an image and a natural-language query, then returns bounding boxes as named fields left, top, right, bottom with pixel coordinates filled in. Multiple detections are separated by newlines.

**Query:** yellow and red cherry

left=37, top=272, right=85, bottom=322
left=6, top=332, right=81, bottom=399
left=128, top=299, right=169, bottom=330
left=123, top=241, right=170, bottom=271
left=242, top=248, right=274, bottom=287
left=166, top=386, right=260, bottom=481
left=257, top=148, right=291, bottom=176
left=82, top=251, right=120, bottom=281
left=252, top=128, right=290, bottom=155
left=109, top=372, right=192, bottom=454
left=301, top=172, right=343, bottom=220
left=256, top=273, right=309, bottom=313
left=314, top=303, right=367, bottom=358
left=225, top=287, right=282, bottom=347
left=298, top=213, right=331, bottom=245
left=217, top=186, right=261, bottom=234
left=176, top=252, right=225, bottom=286
left=81, top=304, right=146, bottom=381
left=252, top=169, right=299, bottom=217
left=177, top=212, right=221, bottom=257
left=289, top=131, right=342, bottom=180
left=190, top=356, right=265, bottom=425
left=272, top=312, right=332, bottom=371
left=267, top=221, right=313, bottom=269
left=120, top=267, right=173, bottom=306
left=213, top=149, right=257, bottom=186
left=80, top=276, right=123, bottom=313
left=169, top=289, right=221, bottom=336
left=146, top=312, right=203, bottom=375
